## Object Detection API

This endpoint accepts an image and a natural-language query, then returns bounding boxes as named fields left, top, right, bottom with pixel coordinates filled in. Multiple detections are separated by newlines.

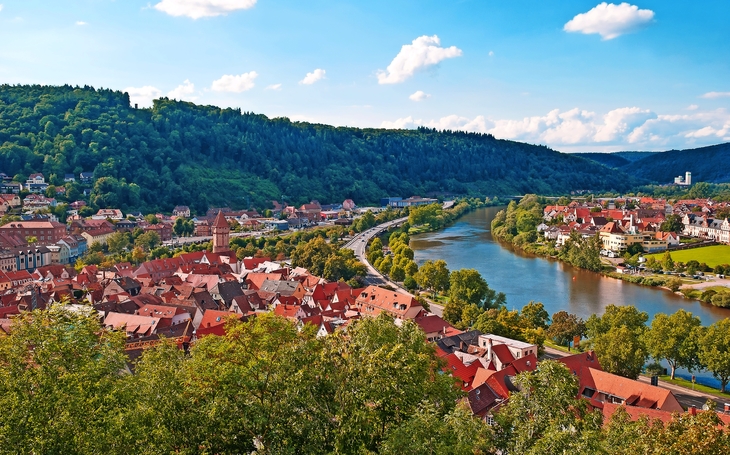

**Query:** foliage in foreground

left=1, top=306, right=730, bottom=454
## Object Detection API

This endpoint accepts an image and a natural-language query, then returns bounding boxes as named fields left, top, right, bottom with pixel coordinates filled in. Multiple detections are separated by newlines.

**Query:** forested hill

left=623, top=143, right=730, bottom=184
left=0, top=84, right=636, bottom=213
left=576, top=144, right=730, bottom=185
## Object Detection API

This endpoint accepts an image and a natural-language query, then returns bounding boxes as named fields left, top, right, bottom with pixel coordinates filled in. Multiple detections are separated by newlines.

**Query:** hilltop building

left=674, top=172, right=692, bottom=186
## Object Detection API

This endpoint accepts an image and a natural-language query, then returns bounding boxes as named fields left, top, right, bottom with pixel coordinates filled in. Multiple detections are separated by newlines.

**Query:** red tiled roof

left=413, top=314, right=455, bottom=335
left=443, top=353, right=482, bottom=391
left=213, top=210, right=228, bottom=228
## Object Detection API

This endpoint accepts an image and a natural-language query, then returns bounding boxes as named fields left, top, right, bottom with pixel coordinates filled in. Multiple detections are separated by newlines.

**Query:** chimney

left=134, top=103, right=138, bottom=109
left=689, top=405, right=697, bottom=416
left=724, top=403, right=730, bottom=414
left=487, top=338, right=493, bottom=362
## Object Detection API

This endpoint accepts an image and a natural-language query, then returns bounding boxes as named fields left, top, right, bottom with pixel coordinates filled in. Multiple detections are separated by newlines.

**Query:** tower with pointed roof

left=212, top=210, right=230, bottom=253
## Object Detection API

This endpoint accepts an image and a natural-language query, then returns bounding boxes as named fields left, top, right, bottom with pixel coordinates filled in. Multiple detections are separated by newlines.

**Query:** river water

left=411, top=207, right=730, bottom=387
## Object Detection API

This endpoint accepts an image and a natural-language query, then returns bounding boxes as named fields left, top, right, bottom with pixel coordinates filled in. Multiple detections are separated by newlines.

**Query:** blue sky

left=0, top=1, right=728, bottom=152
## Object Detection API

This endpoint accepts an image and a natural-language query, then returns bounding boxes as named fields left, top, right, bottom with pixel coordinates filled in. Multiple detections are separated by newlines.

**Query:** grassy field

left=647, top=245, right=730, bottom=268
left=657, top=375, right=730, bottom=399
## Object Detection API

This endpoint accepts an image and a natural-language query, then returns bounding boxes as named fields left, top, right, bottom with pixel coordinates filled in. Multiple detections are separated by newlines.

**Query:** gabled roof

left=413, top=314, right=455, bottom=335
left=443, top=353, right=482, bottom=391
left=104, top=312, right=160, bottom=336
left=273, top=303, right=300, bottom=320
left=586, top=367, right=683, bottom=412
left=246, top=273, right=284, bottom=290
left=259, top=279, right=300, bottom=296
left=600, top=221, right=626, bottom=234
left=468, top=383, right=502, bottom=417
left=354, top=285, right=423, bottom=319
left=198, top=309, right=242, bottom=330
left=491, top=344, right=515, bottom=365
left=137, top=304, right=187, bottom=320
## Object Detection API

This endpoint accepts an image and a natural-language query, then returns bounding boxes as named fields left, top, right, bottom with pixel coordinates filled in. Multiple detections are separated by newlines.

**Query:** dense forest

left=577, top=143, right=730, bottom=185
left=0, top=84, right=637, bottom=214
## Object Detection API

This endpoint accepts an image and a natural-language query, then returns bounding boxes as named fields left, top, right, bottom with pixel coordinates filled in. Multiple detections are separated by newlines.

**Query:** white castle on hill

left=674, top=171, right=692, bottom=186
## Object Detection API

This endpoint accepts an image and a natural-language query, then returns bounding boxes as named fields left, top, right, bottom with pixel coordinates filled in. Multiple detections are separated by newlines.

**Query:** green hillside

left=621, top=143, right=730, bottom=184
left=0, top=84, right=638, bottom=213
left=573, top=152, right=631, bottom=168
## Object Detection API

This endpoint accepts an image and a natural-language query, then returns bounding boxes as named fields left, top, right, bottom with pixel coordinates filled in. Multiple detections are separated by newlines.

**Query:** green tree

left=666, top=276, right=683, bottom=292
left=698, top=319, right=730, bottom=392
left=134, top=230, right=161, bottom=250
left=172, top=217, right=187, bottom=237
left=661, top=251, right=675, bottom=272
left=494, top=361, right=603, bottom=455
left=643, top=310, right=702, bottom=379
left=660, top=214, right=684, bottom=233
left=290, top=236, right=333, bottom=277
left=106, top=231, right=130, bottom=254
left=521, top=301, right=550, bottom=330
left=547, top=311, right=586, bottom=346
left=586, top=305, right=648, bottom=379
left=415, top=259, right=450, bottom=296
left=449, top=268, right=487, bottom=306
left=379, top=403, right=494, bottom=455
left=390, top=264, right=405, bottom=282
left=327, top=314, right=461, bottom=453
left=0, top=303, right=127, bottom=454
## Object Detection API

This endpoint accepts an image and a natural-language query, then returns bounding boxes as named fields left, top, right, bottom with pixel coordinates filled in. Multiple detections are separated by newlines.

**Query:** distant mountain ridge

left=0, top=84, right=643, bottom=213
left=575, top=144, right=730, bottom=185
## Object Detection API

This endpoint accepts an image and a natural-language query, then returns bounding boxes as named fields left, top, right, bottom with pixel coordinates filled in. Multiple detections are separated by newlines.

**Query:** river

left=410, top=207, right=730, bottom=387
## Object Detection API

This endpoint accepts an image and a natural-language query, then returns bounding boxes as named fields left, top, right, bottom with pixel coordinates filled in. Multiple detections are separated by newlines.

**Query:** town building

left=173, top=206, right=191, bottom=218
left=0, top=220, right=67, bottom=245
left=92, top=209, right=124, bottom=220
left=674, top=171, right=692, bottom=186
left=682, top=214, right=730, bottom=244
left=0, top=182, right=21, bottom=194
left=353, top=286, right=425, bottom=320
left=388, top=196, right=438, bottom=208
left=212, top=211, right=230, bottom=254
left=25, top=174, right=48, bottom=193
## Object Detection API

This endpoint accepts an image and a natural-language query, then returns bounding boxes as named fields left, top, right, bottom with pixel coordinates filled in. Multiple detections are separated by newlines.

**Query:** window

left=486, top=415, right=495, bottom=426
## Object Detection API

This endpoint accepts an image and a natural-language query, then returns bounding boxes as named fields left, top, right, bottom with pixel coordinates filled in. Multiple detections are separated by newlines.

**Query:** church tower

left=212, top=210, right=230, bottom=253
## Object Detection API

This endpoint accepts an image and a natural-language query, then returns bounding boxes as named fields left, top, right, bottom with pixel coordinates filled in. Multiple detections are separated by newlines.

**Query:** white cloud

left=381, top=115, right=491, bottom=133
left=266, top=83, right=282, bottom=91
left=701, top=91, right=730, bottom=99
left=300, top=68, right=325, bottom=85
left=593, top=106, right=656, bottom=141
left=381, top=106, right=730, bottom=150
left=167, top=79, right=196, bottom=100
left=377, top=35, right=462, bottom=84
left=564, top=2, right=655, bottom=40
left=687, top=104, right=699, bottom=111
left=0, top=5, right=3, bottom=13
left=124, top=86, right=162, bottom=108
left=211, top=71, right=257, bottom=92
left=488, top=51, right=494, bottom=57
left=154, top=0, right=257, bottom=19
left=381, top=116, right=418, bottom=129
left=409, top=90, right=431, bottom=102
left=75, top=21, right=87, bottom=25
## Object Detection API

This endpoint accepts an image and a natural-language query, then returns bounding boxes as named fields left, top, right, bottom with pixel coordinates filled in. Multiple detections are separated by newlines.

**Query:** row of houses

left=0, top=172, right=95, bottom=195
